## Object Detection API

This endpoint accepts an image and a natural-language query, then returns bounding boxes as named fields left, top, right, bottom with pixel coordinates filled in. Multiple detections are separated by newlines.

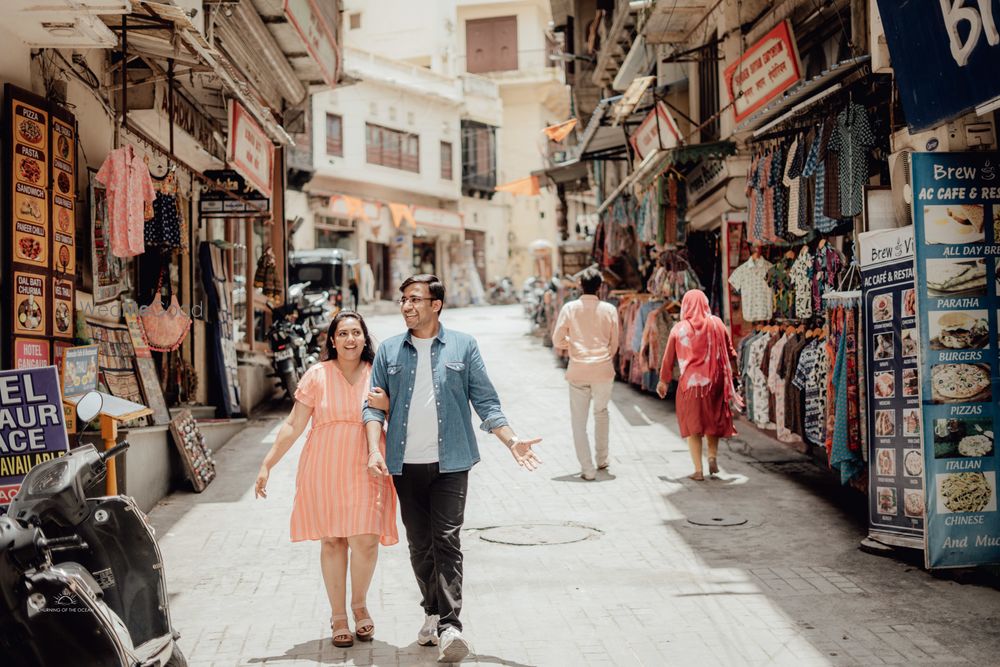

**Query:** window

left=366, top=123, right=420, bottom=172
left=349, top=13, right=361, bottom=30
left=440, top=141, right=453, bottom=180
left=461, top=120, right=497, bottom=197
left=326, top=113, right=343, bottom=156
left=466, top=16, right=518, bottom=73
left=697, top=42, right=720, bottom=142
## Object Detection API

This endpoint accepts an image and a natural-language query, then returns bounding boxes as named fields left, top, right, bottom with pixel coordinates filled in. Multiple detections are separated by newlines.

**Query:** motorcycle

left=487, top=276, right=518, bottom=305
left=267, top=305, right=312, bottom=398
left=2, top=392, right=185, bottom=666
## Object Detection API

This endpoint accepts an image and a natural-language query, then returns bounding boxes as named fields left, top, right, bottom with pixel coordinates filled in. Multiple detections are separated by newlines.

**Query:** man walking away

left=363, top=274, right=542, bottom=663
left=552, top=268, right=619, bottom=480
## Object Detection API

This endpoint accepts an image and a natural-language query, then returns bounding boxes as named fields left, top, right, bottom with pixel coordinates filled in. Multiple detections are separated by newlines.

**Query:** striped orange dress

left=290, top=361, right=398, bottom=546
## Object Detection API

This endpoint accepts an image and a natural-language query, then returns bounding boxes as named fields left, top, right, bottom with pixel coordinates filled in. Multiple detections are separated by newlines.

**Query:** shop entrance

left=366, top=241, right=391, bottom=300
left=413, top=238, right=437, bottom=275
left=465, top=230, right=487, bottom=286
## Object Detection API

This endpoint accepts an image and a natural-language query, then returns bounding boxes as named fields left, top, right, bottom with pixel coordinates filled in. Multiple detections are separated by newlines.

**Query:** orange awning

left=542, top=118, right=578, bottom=142
left=495, top=175, right=540, bottom=196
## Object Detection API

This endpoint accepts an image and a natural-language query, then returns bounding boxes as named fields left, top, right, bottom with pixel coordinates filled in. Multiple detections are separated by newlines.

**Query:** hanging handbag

left=141, top=263, right=191, bottom=352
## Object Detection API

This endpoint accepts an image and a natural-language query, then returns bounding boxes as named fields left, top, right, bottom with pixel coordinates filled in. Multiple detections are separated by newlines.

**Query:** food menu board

left=911, top=151, right=1000, bottom=568
left=859, top=227, right=924, bottom=548
left=4, top=85, right=76, bottom=368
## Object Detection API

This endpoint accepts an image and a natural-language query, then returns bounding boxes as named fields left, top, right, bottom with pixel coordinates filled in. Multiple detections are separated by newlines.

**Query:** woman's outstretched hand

left=656, top=381, right=668, bottom=399
left=254, top=466, right=269, bottom=499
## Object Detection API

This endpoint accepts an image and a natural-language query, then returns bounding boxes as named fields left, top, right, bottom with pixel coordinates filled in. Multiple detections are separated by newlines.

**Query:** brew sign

left=0, top=366, right=69, bottom=508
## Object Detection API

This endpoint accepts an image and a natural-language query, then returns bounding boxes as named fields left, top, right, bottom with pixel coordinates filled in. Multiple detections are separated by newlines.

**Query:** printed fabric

left=729, top=256, right=775, bottom=322
left=767, top=259, right=796, bottom=320
left=789, top=248, right=814, bottom=319
left=95, top=145, right=156, bottom=258
left=828, top=103, right=874, bottom=218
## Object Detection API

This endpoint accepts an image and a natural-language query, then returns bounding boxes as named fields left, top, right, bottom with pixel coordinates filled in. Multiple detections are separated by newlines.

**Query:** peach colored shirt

left=553, top=295, right=620, bottom=384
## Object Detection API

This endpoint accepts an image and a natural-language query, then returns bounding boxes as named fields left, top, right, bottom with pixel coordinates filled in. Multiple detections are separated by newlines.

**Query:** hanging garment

left=767, top=334, right=794, bottom=441
left=829, top=324, right=864, bottom=483
left=253, top=246, right=282, bottom=301
left=789, top=247, right=814, bottom=319
left=812, top=243, right=845, bottom=314
left=144, top=192, right=183, bottom=250
left=768, top=258, right=796, bottom=320
left=828, top=103, right=874, bottom=218
left=728, top=256, right=775, bottom=322
left=95, top=145, right=156, bottom=258
left=199, top=241, right=241, bottom=417
left=782, top=137, right=809, bottom=237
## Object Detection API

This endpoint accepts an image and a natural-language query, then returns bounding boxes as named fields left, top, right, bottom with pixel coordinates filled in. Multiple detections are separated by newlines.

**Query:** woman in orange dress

left=255, top=311, right=398, bottom=647
left=657, top=290, right=743, bottom=480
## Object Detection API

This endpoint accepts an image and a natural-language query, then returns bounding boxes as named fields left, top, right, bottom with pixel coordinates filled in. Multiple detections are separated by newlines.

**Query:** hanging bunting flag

left=388, top=202, right=415, bottom=229
left=495, top=175, right=540, bottom=196
left=542, top=118, right=578, bottom=143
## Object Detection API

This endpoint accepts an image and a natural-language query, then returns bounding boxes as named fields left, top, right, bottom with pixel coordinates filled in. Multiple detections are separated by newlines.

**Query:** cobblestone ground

left=149, top=305, right=1000, bottom=666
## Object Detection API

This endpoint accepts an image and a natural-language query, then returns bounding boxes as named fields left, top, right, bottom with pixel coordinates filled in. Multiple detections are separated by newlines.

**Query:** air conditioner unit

left=888, top=149, right=913, bottom=227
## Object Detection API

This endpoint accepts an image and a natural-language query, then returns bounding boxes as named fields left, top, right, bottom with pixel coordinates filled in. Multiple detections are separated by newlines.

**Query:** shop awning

left=596, top=141, right=737, bottom=214
left=532, top=159, right=589, bottom=188
left=734, top=56, right=871, bottom=134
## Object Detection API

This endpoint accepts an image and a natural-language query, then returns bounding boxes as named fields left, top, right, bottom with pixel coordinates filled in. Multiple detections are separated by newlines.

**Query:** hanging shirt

left=748, top=334, right=773, bottom=427
left=828, top=103, right=874, bottom=218
left=813, top=243, right=845, bottom=313
left=782, top=137, right=809, bottom=237
left=728, top=256, right=774, bottom=322
left=789, top=248, right=814, bottom=319
left=95, top=145, right=156, bottom=258
left=767, top=259, right=796, bottom=320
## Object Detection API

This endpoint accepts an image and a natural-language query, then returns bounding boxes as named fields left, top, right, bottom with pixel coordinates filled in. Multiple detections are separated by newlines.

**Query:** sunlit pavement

left=149, top=305, right=1000, bottom=666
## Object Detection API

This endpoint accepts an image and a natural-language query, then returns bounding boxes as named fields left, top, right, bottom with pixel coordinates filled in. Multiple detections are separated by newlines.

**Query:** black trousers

left=394, top=463, right=468, bottom=631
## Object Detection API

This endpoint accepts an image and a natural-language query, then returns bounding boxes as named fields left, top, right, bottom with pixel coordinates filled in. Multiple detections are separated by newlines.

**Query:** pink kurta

left=95, top=145, right=155, bottom=258
left=290, top=362, right=398, bottom=545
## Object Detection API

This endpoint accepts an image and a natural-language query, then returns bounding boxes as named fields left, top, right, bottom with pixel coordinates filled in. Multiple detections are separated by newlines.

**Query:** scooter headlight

left=27, top=460, right=70, bottom=495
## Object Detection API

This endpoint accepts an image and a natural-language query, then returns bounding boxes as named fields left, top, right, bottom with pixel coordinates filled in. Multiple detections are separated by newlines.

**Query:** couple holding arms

left=255, top=274, right=541, bottom=663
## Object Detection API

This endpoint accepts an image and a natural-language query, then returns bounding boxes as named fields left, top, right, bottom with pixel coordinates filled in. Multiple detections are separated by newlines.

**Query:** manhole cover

left=686, top=513, right=748, bottom=527
left=477, top=523, right=600, bottom=546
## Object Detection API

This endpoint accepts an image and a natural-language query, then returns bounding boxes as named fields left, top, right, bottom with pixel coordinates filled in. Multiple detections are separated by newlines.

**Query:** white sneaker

left=437, top=626, right=472, bottom=663
left=418, top=614, right=439, bottom=646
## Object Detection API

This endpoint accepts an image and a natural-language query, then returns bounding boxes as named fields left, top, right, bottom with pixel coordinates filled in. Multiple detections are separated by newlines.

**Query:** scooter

left=3, top=391, right=186, bottom=666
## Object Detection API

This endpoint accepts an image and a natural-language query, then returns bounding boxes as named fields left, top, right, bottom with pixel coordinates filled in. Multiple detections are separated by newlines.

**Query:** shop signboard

left=283, top=0, right=340, bottom=89
left=724, top=20, right=802, bottom=124
left=4, top=85, right=76, bottom=368
left=910, top=151, right=1000, bottom=568
left=629, top=101, right=680, bottom=160
left=859, top=226, right=924, bottom=548
left=61, top=344, right=99, bottom=397
left=876, top=1, right=1000, bottom=132
left=0, top=366, right=69, bottom=508
left=227, top=102, right=274, bottom=198
left=200, top=169, right=270, bottom=217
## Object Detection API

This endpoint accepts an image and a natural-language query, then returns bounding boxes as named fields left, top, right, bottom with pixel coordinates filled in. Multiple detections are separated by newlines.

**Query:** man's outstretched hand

left=510, top=438, right=542, bottom=471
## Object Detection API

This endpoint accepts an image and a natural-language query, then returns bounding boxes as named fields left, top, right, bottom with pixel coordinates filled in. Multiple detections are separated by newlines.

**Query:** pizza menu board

left=4, top=85, right=77, bottom=369
left=911, top=151, right=1000, bottom=568
left=859, top=227, right=924, bottom=548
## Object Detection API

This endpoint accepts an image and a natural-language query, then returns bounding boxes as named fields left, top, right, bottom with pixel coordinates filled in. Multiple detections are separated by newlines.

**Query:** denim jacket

left=362, top=324, right=509, bottom=474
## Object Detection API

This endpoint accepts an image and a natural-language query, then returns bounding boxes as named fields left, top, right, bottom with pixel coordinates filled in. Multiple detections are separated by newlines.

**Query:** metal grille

left=698, top=42, right=720, bottom=142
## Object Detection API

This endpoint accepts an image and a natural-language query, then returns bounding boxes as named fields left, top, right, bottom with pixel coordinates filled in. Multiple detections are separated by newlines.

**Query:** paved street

left=150, top=305, right=1000, bottom=666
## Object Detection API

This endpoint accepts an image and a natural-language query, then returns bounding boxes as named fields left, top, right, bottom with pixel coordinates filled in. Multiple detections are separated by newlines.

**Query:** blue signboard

left=876, top=1, right=1000, bottom=131
left=911, top=152, right=1000, bottom=568
left=860, top=227, right=924, bottom=548
left=0, top=365, right=69, bottom=507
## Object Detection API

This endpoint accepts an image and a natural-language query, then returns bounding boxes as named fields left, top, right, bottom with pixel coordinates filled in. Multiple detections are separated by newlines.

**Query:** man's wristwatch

left=505, top=436, right=520, bottom=449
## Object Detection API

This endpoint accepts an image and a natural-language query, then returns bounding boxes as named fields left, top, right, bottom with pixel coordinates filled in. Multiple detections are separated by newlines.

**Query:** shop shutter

left=466, top=16, right=518, bottom=73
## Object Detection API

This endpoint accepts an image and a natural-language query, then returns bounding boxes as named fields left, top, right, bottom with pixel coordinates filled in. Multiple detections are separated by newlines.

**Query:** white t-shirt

left=404, top=335, right=440, bottom=463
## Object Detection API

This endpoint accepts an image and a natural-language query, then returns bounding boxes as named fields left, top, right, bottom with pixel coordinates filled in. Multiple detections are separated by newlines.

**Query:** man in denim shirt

left=363, top=274, right=541, bottom=663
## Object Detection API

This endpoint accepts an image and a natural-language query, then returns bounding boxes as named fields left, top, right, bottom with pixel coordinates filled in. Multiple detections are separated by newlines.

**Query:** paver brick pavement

left=149, top=305, right=1000, bottom=666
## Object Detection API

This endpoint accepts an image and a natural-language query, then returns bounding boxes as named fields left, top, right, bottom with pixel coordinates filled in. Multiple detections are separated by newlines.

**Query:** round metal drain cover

left=478, top=523, right=600, bottom=546
left=686, top=513, right=748, bottom=527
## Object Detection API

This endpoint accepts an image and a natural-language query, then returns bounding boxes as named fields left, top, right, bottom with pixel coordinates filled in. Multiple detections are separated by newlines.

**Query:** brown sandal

left=708, top=457, right=719, bottom=475
left=352, top=604, right=374, bottom=642
left=331, top=614, right=354, bottom=647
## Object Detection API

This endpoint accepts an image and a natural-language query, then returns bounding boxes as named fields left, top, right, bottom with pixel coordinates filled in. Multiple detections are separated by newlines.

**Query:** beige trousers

left=568, top=381, right=613, bottom=475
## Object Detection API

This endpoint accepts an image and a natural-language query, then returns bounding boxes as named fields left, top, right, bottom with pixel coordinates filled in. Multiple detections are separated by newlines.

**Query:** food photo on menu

left=903, top=448, right=923, bottom=477
left=937, top=471, right=997, bottom=514
left=900, top=328, right=918, bottom=358
left=902, top=368, right=919, bottom=396
left=877, top=486, right=899, bottom=515
left=874, top=371, right=895, bottom=398
left=876, top=448, right=896, bottom=476
left=924, top=204, right=986, bottom=244
left=929, top=310, right=989, bottom=350
left=903, top=408, right=921, bottom=436
left=874, top=332, right=895, bottom=360
left=926, top=258, right=988, bottom=297
left=932, top=417, right=995, bottom=458
left=872, top=293, right=893, bottom=322
left=904, top=488, right=925, bottom=519
left=930, top=362, right=992, bottom=403
left=903, top=288, right=916, bottom=318
left=875, top=409, right=896, bottom=437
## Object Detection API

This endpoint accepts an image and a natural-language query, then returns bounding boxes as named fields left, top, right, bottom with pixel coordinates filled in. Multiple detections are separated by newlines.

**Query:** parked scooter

left=1, top=391, right=185, bottom=666
left=486, top=276, right=518, bottom=305
left=267, top=304, right=312, bottom=397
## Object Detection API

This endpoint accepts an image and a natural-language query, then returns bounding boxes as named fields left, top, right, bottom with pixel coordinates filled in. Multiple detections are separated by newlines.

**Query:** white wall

left=312, top=79, right=463, bottom=202
left=341, top=0, right=458, bottom=73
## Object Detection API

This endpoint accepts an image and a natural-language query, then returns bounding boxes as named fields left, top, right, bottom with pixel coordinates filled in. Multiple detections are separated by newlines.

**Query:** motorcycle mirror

left=76, top=391, right=104, bottom=424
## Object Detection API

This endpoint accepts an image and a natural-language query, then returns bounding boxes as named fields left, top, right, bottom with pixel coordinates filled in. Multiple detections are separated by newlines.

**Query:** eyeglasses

left=397, top=296, right=429, bottom=306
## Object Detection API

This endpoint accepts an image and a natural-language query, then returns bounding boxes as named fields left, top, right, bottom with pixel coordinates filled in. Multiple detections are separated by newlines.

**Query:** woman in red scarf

left=657, top=290, right=742, bottom=480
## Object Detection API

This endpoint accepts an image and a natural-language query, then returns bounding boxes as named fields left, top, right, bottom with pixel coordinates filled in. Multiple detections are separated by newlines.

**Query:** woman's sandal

left=352, top=605, right=375, bottom=642
left=688, top=472, right=705, bottom=481
left=331, top=614, right=354, bottom=648
left=708, top=457, right=719, bottom=475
